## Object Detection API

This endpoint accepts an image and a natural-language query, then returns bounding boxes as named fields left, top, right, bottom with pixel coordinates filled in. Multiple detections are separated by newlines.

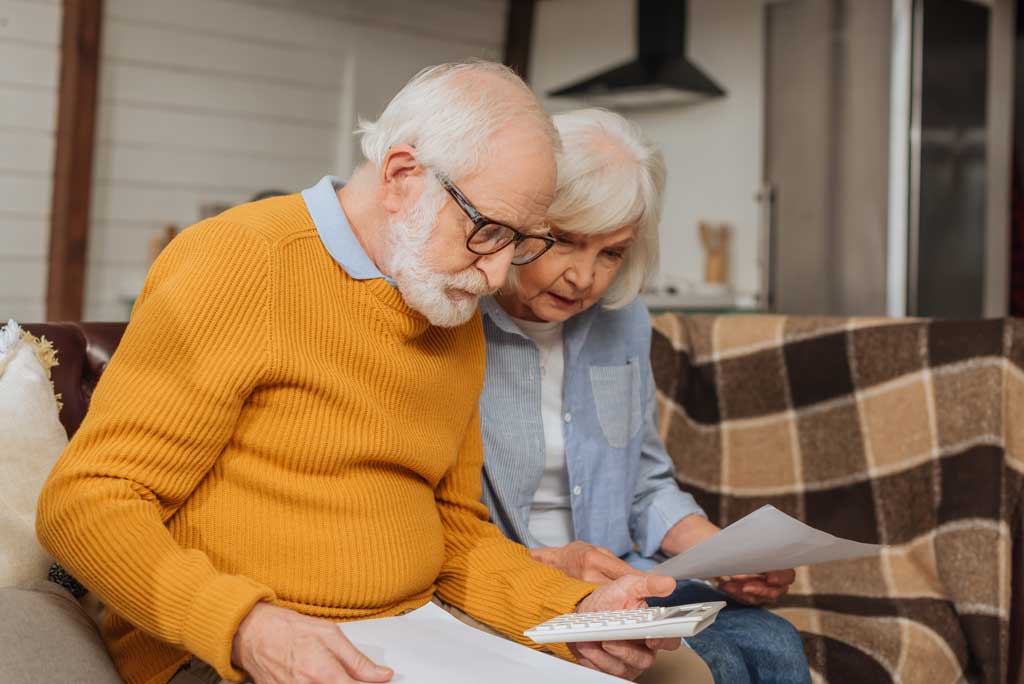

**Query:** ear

left=379, top=144, right=426, bottom=215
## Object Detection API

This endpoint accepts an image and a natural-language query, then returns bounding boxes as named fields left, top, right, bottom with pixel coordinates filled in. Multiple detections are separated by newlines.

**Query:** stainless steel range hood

left=548, top=0, right=726, bottom=109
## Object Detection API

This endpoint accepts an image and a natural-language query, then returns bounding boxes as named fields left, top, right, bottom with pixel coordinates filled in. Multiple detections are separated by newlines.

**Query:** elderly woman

left=478, top=109, right=811, bottom=683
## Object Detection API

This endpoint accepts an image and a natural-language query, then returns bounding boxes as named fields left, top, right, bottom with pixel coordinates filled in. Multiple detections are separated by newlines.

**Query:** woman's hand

left=530, top=542, right=643, bottom=584
left=716, top=570, right=796, bottom=606
left=660, top=515, right=796, bottom=606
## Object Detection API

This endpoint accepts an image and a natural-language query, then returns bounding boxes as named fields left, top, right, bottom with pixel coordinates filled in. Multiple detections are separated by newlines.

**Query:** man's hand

left=569, top=574, right=681, bottom=681
left=231, top=602, right=393, bottom=684
left=716, top=570, right=796, bottom=606
left=531, top=542, right=644, bottom=584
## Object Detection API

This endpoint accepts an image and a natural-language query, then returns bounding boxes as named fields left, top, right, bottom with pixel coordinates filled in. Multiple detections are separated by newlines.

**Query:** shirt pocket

left=589, top=357, right=643, bottom=449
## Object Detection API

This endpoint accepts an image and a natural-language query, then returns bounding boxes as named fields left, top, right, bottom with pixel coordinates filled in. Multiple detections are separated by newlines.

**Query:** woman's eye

left=603, top=250, right=624, bottom=260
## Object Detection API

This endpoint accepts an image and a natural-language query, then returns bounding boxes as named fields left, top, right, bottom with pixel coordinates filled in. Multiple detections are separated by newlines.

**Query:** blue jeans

left=647, top=581, right=811, bottom=684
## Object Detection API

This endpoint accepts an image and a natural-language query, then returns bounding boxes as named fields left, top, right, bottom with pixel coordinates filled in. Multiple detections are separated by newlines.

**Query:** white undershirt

left=511, top=315, right=574, bottom=548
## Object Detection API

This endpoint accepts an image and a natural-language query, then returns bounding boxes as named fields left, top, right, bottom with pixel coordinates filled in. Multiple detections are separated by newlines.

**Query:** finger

left=719, top=583, right=760, bottom=604
left=737, top=584, right=780, bottom=605
left=761, top=588, right=787, bottom=603
left=329, top=633, right=393, bottom=682
left=635, top=574, right=677, bottom=599
left=602, top=643, right=651, bottom=667
left=591, top=554, right=644, bottom=581
left=742, top=581, right=786, bottom=601
left=765, top=569, right=797, bottom=587
left=646, top=637, right=682, bottom=651
left=737, top=585, right=772, bottom=604
left=741, top=581, right=768, bottom=594
left=717, top=581, right=745, bottom=596
left=733, top=593, right=764, bottom=606
left=596, top=546, right=619, bottom=559
left=575, top=640, right=636, bottom=679
left=603, top=640, right=656, bottom=671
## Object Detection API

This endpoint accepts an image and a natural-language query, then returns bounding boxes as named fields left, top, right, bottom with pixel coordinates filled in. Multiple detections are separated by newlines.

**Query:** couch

left=8, top=316, right=1024, bottom=683
left=650, top=314, right=1023, bottom=684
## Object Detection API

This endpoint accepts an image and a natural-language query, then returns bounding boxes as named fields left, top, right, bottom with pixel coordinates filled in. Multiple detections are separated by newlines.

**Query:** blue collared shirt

left=301, top=175, right=393, bottom=284
left=478, top=296, right=706, bottom=570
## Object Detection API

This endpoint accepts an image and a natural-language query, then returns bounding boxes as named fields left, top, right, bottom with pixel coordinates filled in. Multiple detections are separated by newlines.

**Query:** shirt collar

left=480, top=296, right=522, bottom=336
left=301, top=175, right=391, bottom=282
left=481, top=295, right=599, bottom=364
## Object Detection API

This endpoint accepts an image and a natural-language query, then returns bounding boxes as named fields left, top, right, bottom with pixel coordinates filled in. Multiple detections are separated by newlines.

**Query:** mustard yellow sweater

left=36, top=195, right=593, bottom=684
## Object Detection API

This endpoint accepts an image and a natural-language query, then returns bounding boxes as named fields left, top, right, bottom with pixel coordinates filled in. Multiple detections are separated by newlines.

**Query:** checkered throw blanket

left=650, top=314, right=1024, bottom=684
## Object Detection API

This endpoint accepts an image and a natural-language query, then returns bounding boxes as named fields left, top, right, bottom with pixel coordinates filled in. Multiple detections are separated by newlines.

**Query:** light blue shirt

left=301, top=175, right=393, bottom=284
left=478, top=296, right=706, bottom=570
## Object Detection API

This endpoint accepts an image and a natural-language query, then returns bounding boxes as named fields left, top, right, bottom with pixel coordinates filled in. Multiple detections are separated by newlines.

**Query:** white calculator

left=524, top=601, right=726, bottom=644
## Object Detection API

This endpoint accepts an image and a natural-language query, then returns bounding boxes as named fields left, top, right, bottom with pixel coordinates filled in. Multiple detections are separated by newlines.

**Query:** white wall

left=0, top=0, right=61, bottom=322
left=531, top=0, right=765, bottom=303
left=84, top=0, right=506, bottom=320
left=0, top=0, right=506, bottom=322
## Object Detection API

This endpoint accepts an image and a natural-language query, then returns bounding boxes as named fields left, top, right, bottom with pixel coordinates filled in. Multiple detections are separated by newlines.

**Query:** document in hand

left=339, top=602, right=625, bottom=683
left=651, top=505, right=883, bottom=579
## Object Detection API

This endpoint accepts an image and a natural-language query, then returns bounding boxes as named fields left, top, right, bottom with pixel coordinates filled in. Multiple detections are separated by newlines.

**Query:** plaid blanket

left=650, top=314, right=1024, bottom=684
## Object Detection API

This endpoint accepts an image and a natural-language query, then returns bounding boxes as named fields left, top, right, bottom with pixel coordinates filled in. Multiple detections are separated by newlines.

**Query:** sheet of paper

left=339, top=602, right=625, bottom=683
left=652, top=505, right=882, bottom=579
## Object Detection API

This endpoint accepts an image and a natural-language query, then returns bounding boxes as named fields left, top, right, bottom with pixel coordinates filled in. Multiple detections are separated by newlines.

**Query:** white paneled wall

left=85, top=0, right=506, bottom=320
left=0, top=0, right=61, bottom=322
left=0, top=0, right=506, bottom=321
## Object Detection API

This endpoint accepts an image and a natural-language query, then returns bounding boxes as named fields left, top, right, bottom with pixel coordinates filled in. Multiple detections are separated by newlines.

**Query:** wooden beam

left=503, top=0, right=536, bottom=84
left=47, top=0, right=103, bottom=321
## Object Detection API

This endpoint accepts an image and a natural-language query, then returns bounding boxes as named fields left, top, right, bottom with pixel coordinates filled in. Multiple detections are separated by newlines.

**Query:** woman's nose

left=565, top=258, right=595, bottom=291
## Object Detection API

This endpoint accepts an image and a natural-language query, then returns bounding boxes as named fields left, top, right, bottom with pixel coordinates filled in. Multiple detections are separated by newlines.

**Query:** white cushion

left=0, top=320, right=68, bottom=588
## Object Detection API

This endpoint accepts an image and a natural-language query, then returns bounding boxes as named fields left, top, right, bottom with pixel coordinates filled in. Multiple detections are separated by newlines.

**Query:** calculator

left=524, top=601, right=726, bottom=644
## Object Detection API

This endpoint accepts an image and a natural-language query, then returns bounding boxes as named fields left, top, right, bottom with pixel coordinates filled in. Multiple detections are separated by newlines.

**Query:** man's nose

left=476, top=248, right=515, bottom=291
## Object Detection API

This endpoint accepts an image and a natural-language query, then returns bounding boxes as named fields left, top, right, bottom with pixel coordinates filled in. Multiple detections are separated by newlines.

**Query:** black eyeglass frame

left=435, top=174, right=556, bottom=266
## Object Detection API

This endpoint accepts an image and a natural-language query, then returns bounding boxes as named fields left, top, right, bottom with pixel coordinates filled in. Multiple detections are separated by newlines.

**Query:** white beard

left=386, top=183, right=494, bottom=327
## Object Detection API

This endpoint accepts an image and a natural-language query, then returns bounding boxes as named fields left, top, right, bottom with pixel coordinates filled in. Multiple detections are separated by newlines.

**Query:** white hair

left=356, top=61, right=558, bottom=181
left=542, top=108, right=665, bottom=309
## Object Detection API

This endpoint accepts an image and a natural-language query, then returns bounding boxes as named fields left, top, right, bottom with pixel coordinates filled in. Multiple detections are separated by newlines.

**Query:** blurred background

left=0, top=0, right=1020, bottom=322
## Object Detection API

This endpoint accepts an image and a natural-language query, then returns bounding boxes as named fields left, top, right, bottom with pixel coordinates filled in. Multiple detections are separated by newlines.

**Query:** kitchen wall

left=531, top=0, right=766, bottom=306
left=84, top=0, right=506, bottom=320
left=0, top=0, right=61, bottom=322
left=0, top=0, right=506, bottom=321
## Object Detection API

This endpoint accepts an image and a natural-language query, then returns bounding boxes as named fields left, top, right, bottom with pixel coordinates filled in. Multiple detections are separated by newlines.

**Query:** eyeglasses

left=436, top=174, right=556, bottom=266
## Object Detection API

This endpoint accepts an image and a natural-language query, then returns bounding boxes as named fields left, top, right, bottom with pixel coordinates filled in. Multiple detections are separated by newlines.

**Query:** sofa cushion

left=0, top=580, right=120, bottom=684
left=0, top=320, right=68, bottom=588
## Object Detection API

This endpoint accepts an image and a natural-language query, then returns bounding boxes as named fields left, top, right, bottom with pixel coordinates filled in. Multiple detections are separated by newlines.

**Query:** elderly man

left=36, top=62, right=678, bottom=684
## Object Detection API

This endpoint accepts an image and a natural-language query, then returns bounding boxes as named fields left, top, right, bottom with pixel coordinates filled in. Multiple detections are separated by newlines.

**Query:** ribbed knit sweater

left=36, top=195, right=594, bottom=684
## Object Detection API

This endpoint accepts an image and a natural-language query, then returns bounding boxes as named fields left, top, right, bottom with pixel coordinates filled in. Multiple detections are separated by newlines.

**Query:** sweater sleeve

left=36, top=220, right=276, bottom=681
left=433, top=405, right=595, bottom=661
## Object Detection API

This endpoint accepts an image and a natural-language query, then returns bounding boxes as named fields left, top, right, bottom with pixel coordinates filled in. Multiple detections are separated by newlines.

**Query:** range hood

left=548, top=0, right=726, bottom=109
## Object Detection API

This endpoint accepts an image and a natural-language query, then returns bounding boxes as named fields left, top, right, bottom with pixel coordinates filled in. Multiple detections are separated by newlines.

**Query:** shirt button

left=563, top=412, right=572, bottom=423
left=572, top=485, right=583, bottom=496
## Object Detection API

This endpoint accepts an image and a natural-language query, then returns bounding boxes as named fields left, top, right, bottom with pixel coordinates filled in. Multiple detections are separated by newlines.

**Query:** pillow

left=0, top=580, right=120, bottom=683
left=0, top=319, right=68, bottom=588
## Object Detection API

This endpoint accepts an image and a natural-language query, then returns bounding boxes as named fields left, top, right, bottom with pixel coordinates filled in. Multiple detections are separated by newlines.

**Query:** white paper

left=652, top=505, right=882, bottom=579
left=339, top=602, right=625, bottom=683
